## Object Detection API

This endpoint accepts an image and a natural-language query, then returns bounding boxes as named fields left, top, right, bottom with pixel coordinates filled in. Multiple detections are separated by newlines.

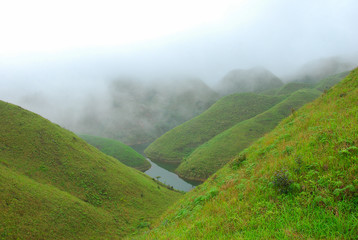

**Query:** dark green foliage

left=272, top=170, right=293, bottom=194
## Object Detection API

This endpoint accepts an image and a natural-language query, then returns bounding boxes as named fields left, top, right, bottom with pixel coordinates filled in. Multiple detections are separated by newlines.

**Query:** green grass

left=275, top=82, right=315, bottom=95
left=80, top=134, right=151, bottom=171
left=315, top=71, right=349, bottom=92
left=144, top=93, right=284, bottom=164
left=133, top=68, right=358, bottom=239
left=0, top=101, right=182, bottom=239
left=176, top=88, right=321, bottom=181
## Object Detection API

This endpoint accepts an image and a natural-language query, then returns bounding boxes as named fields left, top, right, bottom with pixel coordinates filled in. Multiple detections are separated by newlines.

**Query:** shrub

left=272, top=170, right=293, bottom=194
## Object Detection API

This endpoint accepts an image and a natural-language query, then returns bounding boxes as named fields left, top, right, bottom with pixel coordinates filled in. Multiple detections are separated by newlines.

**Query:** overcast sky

left=1, top=0, right=358, bottom=102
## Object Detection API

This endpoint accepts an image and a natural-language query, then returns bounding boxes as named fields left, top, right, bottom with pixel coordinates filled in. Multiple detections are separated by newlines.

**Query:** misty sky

left=1, top=0, right=358, bottom=120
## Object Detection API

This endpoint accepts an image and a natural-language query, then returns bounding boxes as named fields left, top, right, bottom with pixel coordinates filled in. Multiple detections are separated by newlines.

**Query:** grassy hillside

left=315, top=71, right=349, bottom=91
left=275, top=82, right=315, bottom=95
left=0, top=101, right=181, bottom=239
left=176, top=89, right=321, bottom=181
left=144, top=93, right=284, bottom=164
left=134, top=68, right=358, bottom=239
left=80, top=134, right=151, bottom=172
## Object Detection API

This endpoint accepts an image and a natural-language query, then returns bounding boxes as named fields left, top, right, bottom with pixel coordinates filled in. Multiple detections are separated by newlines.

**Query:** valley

left=1, top=1, right=358, bottom=238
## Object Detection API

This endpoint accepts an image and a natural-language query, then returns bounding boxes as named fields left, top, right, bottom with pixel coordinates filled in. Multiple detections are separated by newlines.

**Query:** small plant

left=294, top=156, right=303, bottom=173
left=272, top=170, right=293, bottom=194
left=231, top=154, right=246, bottom=170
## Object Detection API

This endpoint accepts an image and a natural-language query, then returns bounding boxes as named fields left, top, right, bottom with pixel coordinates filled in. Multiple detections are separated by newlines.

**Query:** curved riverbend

left=145, top=158, right=200, bottom=192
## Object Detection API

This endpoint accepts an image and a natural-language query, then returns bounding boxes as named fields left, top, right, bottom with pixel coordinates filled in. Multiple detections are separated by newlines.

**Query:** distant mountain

left=74, top=77, right=219, bottom=146
left=216, top=67, right=283, bottom=96
left=290, top=56, right=355, bottom=83
left=0, top=100, right=181, bottom=239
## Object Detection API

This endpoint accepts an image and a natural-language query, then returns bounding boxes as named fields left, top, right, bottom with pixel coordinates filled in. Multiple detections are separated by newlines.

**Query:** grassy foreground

left=134, top=68, right=358, bottom=239
left=80, top=134, right=151, bottom=171
left=0, top=101, right=181, bottom=239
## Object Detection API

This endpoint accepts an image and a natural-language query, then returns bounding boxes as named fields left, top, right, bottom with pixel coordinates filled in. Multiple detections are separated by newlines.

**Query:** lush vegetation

left=145, top=71, right=348, bottom=182
left=176, top=89, right=321, bottom=181
left=80, top=134, right=151, bottom=171
left=0, top=101, right=182, bottom=239
left=145, top=93, right=284, bottom=164
left=134, top=68, right=358, bottom=239
left=315, top=71, right=349, bottom=92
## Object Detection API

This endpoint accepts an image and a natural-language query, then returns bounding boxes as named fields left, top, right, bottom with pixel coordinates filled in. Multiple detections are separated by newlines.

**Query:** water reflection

left=145, top=158, right=200, bottom=192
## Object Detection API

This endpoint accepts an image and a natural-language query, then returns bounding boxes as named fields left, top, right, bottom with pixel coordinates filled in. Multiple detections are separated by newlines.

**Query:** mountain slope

left=80, top=134, right=151, bottom=171
left=216, top=67, right=283, bottom=96
left=144, top=93, right=284, bottom=164
left=135, top=68, right=358, bottom=239
left=176, top=88, right=321, bottom=181
left=0, top=101, right=181, bottom=239
left=75, top=77, right=218, bottom=146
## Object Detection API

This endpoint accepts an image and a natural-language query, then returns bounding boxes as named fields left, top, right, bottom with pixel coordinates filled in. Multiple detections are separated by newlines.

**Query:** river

left=144, top=158, right=201, bottom=192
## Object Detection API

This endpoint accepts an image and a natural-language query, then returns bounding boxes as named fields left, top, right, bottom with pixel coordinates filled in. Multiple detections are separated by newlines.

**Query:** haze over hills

left=134, top=67, right=358, bottom=240
left=71, top=77, right=218, bottom=145
left=216, top=67, right=284, bottom=96
left=0, top=100, right=181, bottom=239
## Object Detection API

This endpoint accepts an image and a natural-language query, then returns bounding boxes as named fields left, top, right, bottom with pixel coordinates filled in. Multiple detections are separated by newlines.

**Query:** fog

left=1, top=0, right=358, bottom=144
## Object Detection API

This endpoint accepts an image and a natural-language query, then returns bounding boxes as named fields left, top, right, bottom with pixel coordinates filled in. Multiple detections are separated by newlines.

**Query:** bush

left=272, top=170, right=293, bottom=194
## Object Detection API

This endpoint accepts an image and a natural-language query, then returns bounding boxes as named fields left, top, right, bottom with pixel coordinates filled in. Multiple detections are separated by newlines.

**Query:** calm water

left=145, top=158, right=200, bottom=192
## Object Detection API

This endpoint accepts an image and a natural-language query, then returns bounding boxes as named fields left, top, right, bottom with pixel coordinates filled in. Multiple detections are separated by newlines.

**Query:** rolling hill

left=144, top=93, right=284, bottom=164
left=135, top=67, right=358, bottom=239
left=0, top=100, right=181, bottom=239
left=176, top=88, right=321, bottom=181
left=215, top=67, right=283, bottom=96
left=80, top=134, right=151, bottom=171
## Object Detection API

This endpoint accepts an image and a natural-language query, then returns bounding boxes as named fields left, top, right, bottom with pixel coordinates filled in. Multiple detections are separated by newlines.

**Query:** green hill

left=144, top=93, right=284, bottom=164
left=0, top=100, right=181, bottom=239
left=135, top=67, right=358, bottom=239
left=176, top=88, right=321, bottom=181
left=315, top=71, right=349, bottom=92
left=216, top=67, right=284, bottom=96
left=275, top=82, right=315, bottom=95
left=80, top=134, right=151, bottom=171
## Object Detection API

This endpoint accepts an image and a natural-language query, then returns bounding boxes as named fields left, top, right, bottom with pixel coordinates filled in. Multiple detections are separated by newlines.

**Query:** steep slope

left=0, top=101, right=181, bottom=239
left=315, top=71, right=349, bottom=91
left=80, top=134, right=151, bottom=171
left=135, top=68, right=358, bottom=239
left=144, top=93, right=284, bottom=164
left=216, top=67, right=283, bottom=96
left=176, top=89, right=321, bottom=181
